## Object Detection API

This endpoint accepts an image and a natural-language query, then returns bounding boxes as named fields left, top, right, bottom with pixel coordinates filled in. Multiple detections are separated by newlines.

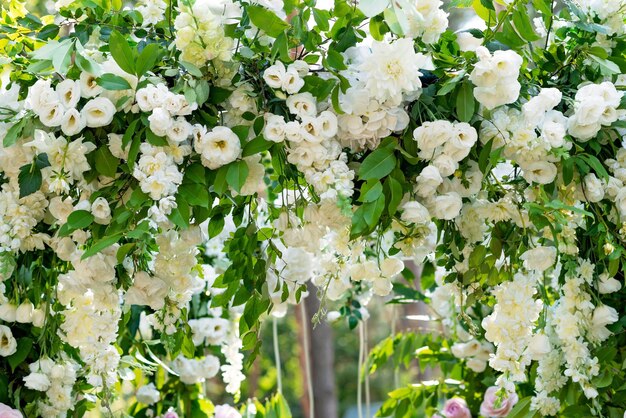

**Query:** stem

left=273, top=317, right=283, bottom=394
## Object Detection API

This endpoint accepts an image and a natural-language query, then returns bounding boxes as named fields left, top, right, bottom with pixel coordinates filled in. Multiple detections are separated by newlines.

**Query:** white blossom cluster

left=567, top=82, right=624, bottom=141
left=335, top=38, right=424, bottom=151
left=174, top=0, right=236, bottom=67
left=22, top=357, right=78, bottom=418
left=470, top=47, right=523, bottom=110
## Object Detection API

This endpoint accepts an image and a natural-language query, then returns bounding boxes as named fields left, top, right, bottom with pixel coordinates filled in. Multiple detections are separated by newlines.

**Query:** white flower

left=286, top=92, right=317, bottom=118
left=0, top=304, right=17, bottom=322
left=451, top=340, right=481, bottom=358
left=61, top=108, right=87, bottom=136
left=520, top=246, right=556, bottom=272
left=39, top=103, right=65, bottom=127
left=167, top=117, right=192, bottom=143
left=400, top=200, right=431, bottom=224
left=264, top=114, right=286, bottom=142
left=214, top=404, right=242, bottom=418
left=91, top=197, right=112, bottom=224
left=15, top=301, right=34, bottom=323
left=522, top=161, right=557, bottom=184
left=582, top=173, right=605, bottom=202
left=470, top=47, right=522, bottom=110
left=49, top=196, right=74, bottom=224
left=598, top=273, right=621, bottom=294
left=282, top=68, right=304, bottom=94
left=194, top=126, right=241, bottom=170
left=82, top=97, right=116, bottom=128
left=456, top=31, right=482, bottom=52
left=263, top=62, right=286, bottom=89
left=317, top=111, right=338, bottom=138
left=148, top=107, right=173, bottom=137
left=380, top=257, right=404, bottom=278
left=136, top=382, right=160, bottom=405
left=79, top=73, right=103, bottom=98
left=526, top=333, right=551, bottom=360
left=23, top=372, right=51, bottom=391
left=358, top=38, right=426, bottom=104
left=372, top=277, right=393, bottom=296
left=415, top=165, right=443, bottom=197
left=430, top=192, right=462, bottom=220
left=0, top=325, right=17, bottom=357
left=56, top=79, right=81, bottom=109
left=592, top=305, right=618, bottom=327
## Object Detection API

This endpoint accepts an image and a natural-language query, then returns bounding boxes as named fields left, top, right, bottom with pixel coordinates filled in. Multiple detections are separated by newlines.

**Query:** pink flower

left=0, top=404, right=22, bottom=418
left=442, top=398, right=472, bottom=418
left=214, top=404, right=242, bottom=418
left=162, top=409, right=179, bottom=418
left=479, top=386, right=519, bottom=417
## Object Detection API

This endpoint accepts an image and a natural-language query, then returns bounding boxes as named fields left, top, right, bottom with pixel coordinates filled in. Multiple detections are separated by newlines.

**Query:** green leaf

left=18, top=163, right=42, bottom=198
left=95, top=147, right=120, bottom=177
left=179, top=184, right=210, bottom=208
left=226, top=160, right=249, bottom=193
left=506, top=397, right=532, bottom=418
left=562, top=157, right=575, bottom=185
left=456, top=81, right=475, bottom=123
left=243, top=136, right=273, bottom=157
left=97, top=73, right=132, bottom=90
left=7, top=338, right=33, bottom=372
left=109, top=30, right=136, bottom=75
left=81, top=233, right=123, bottom=260
left=312, top=9, right=331, bottom=31
left=325, top=48, right=347, bottom=70
left=589, top=54, right=621, bottom=75
left=51, top=39, right=74, bottom=74
left=478, top=138, right=494, bottom=174
left=386, top=177, right=403, bottom=216
left=359, top=180, right=383, bottom=203
left=512, top=8, right=541, bottom=42
left=59, top=210, right=95, bottom=237
left=358, top=146, right=396, bottom=180
left=3, top=118, right=27, bottom=147
left=247, top=5, right=289, bottom=38
left=135, top=43, right=161, bottom=77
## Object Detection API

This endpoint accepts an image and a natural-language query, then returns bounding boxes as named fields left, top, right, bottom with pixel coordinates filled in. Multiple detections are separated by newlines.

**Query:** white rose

left=598, top=273, right=621, bottom=294
left=451, top=122, right=478, bottom=150
left=0, top=303, right=17, bottom=322
left=317, top=111, right=338, bottom=138
left=148, top=107, right=173, bottom=136
left=91, top=197, right=112, bottom=224
left=194, top=126, right=242, bottom=170
left=432, top=154, right=458, bottom=177
left=431, top=192, right=463, bottom=220
left=82, top=97, right=116, bottom=128
left=79, top=72, right=103, bottom=98
left=526, top=333, right=551, bottom=360
left=0, top=325, right=17, bottom=357
left=520, top=246, right=556, bottom=272
left=61, top=108, right=87, bottom=136
left=136, top=383, right=160, bottom=405
left=522, top=161, right=557, bottom=184
left=284, top=121, right=302, bottom=143
left=167, top=117, right=192, bottom=143
left=56, top=79, right=81, bottom=109
left=263, top=62, right=286, bottom=89
left=286, top=92, right=317, bottom=118
left=23, top=372, right=51, bottom=391
left=282, top=68, right=304, bottom=94
left=15, top=301, right=34, bottom=323
left=582, top=173, right=605, bottom=202
left=414, top=120, right=452, bottom=154
left=415, top=165, right=443, bottom=197
left=39, top=103, right=65, bottom=127
left=289, top=60, right=310, bottom=77
left=264, top=114, right=286, bottom=142
left=567, top=115, right=601, bottom=142
left=400, top=200, right=431, bottom=224
left=541, top=111, right=567, bottom=148
left=456, top=31, right=482, bottom=52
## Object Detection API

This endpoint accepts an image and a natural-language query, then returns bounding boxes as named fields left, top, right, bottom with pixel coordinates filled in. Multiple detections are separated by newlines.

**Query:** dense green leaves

left=247, top=5, right=289, bottom=38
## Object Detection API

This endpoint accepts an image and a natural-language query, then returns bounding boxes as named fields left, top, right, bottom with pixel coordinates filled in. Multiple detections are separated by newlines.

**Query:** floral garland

left=0, top=0, right=625, bottom=416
